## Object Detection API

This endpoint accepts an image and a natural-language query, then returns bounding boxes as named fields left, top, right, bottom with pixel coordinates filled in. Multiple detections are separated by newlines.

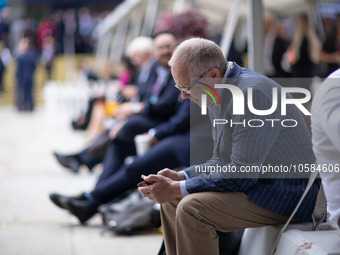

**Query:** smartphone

left=137, top=174, right=154, bottom=187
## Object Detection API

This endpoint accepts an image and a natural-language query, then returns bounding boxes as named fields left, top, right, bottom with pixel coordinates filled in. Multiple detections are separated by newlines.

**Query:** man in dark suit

left=138, top=38, right=318, bottom=255
left=50, top=98, right=215, bottom=224
left=50, top=32, right=186, bottom=222
left=54, top=32, right=179, bottom=172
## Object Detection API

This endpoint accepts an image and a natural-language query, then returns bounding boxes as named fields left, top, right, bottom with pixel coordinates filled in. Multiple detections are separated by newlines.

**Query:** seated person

left=311, top=68, right=340, bottom=228
left=72, top=36, right=154, bottom=130
left=54, top=32, right=179, bottom=173
left=50, top=99, right=213, bottom=224
left=121, top=36, right=155, bottom=101
left=138, top=38, right=318, bottom=255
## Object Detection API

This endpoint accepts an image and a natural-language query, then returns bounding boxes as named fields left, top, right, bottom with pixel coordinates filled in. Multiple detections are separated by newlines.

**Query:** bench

left=238, top=222, right=340, bottom=255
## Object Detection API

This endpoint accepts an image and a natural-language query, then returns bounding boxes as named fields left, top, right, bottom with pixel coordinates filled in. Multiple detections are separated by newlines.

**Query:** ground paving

left=0, top=106, right=162, bottom=255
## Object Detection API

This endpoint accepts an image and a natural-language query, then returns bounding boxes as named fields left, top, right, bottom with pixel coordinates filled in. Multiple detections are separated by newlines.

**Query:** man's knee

left=176, top=194, right=205, bottom=220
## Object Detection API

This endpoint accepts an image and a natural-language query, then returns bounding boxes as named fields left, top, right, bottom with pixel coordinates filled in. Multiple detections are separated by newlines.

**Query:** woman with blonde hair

left=285, top=13, right=321, bottom=131
left=288, top=13, right=320, bottom=81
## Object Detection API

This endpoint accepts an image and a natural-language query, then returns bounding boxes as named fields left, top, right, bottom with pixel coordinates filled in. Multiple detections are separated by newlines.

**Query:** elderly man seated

left=139, top=38, right=318, bottom=255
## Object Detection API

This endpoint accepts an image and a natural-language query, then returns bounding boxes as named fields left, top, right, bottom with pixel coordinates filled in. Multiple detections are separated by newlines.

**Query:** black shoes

left=49, top=193, right=86, bottom=210
left=49, top=192, right=98, bottom=224
left=64, top=199, right=99, bottom=224
left=53, top=152, right=80, bottom=173
left=71, top=116, right=89, bottom=130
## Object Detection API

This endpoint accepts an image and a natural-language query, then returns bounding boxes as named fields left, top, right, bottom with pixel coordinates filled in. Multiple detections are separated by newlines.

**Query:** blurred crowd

left=1, top=6, right=109, bottom=55
left=0, top=6, right=110, bottom=110
left=220, top=12, right=340, bottom=80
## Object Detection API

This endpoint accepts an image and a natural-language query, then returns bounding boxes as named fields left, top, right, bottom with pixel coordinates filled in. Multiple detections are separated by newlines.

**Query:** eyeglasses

left=174, top=68, right=211, bottom=95
left=156, top=44, right=175, bottom=51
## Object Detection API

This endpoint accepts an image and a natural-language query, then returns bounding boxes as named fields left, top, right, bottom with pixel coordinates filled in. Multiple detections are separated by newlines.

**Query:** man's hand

left=113, top=103, right=134, bottom=120
left=150, top=136, right=159, bottom=146
left=121, top=85, right=138, bottom=100
left=138, top=174, right=182, bottom=204
left=158, top=168, right=186, bottom=181
left=113, top=102, right=144, bottom=120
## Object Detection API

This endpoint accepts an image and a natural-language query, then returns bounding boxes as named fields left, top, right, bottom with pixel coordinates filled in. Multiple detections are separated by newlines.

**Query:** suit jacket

left=184, top=62, right=317, bottom=222
left=153, top=96, right=189, bottom=139
left=138, top=61, right=180, bottom=121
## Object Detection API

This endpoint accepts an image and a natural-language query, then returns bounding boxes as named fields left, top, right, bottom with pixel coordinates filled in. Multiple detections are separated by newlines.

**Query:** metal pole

left=141, top=0, right=160, bottom=36
left=127, top=10, right=144, bottom=40
left=94, top=33, right=111, bottom=72
left=247, top=0, right=264, bottom=74
left=220, top=0, right=243, bottom=58
left=110, top=20, right=130, bottom=63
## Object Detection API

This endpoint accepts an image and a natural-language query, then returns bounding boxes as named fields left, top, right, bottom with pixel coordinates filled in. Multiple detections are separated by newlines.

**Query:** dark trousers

left=78, top=115, right=161, bottom=169
left=16, top=80, right=34, bottom=111
left=92, top=134, right=189, bottom=202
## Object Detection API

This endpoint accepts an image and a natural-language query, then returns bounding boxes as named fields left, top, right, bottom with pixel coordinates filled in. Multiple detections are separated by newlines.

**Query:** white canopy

left=93, top=0, right=338, bottom=73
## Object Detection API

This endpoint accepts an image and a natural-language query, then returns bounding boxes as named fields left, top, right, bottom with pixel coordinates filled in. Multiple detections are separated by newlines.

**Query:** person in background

left=319, top=15, right=340, bottom=77
left=77, top=7, right=94, bottom=53
left=0, top=7, right=11, bottom=47
left=53, top=32, right=178, bottom=173
left=36, top=16, right=56, bottom=51
left=40, top=35, right=55, bottom=80
left=120, top=36, right=155, bottom=101
left=0, top=40, right=11, bottom=93
left=15, top=37, right=38, bottom=111
left=287, top=13, right=320, bottom=81
left=263, top=12, right=276, bottom=77
left=283, top=13, right=320, bottom=131
left=271, top=19, right=290, bottom=78
left=311, top=67, right=340, bottom=229
left=63, top=9, right=77, bottom=55
left=71, top=36, right=153, bottom=131
left=53, top=10, right=64, bottom=55
left=116, top=55, right=136, bottom=91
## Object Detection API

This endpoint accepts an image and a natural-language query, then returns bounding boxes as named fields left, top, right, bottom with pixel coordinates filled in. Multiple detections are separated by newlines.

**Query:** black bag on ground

left=99, top=189, right=161, bottom=235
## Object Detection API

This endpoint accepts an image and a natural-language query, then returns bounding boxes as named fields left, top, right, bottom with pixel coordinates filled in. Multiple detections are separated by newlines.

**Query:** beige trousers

left=161, top=192, right=294, bottom=255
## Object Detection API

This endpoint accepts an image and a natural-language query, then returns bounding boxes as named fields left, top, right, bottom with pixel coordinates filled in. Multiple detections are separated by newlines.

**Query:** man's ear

left=209, top=68, right=220, bottom=78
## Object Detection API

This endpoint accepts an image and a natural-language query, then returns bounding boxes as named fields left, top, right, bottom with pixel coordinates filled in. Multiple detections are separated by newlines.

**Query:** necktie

left=150, top=71, right=164, bottom=104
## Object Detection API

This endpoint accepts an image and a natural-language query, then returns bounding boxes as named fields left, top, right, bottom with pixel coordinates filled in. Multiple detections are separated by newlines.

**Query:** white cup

left=134, top=134, right=152, bottom=156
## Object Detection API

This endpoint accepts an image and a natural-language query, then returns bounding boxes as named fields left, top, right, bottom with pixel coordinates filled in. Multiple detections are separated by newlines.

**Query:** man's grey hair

left=126, top=36, right=154, bottom=57
left=168, top=38, right=228, bottom=77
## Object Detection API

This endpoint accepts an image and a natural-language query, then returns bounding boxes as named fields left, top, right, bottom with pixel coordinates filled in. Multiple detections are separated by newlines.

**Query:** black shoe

left=64, top=199, right=99, bottom=224
left=53, top=152, right=80, bottom=173
left=71, top=117, right=88, bottom=130
left=49, top=193, right=86, bottom=210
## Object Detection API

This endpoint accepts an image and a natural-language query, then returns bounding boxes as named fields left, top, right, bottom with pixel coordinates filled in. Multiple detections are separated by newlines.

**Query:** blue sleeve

left=185, top=87, right=283, bottom=193
left=142, top=77, right=180, bottom=120
left=153, top=99, right=190, bottom=139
